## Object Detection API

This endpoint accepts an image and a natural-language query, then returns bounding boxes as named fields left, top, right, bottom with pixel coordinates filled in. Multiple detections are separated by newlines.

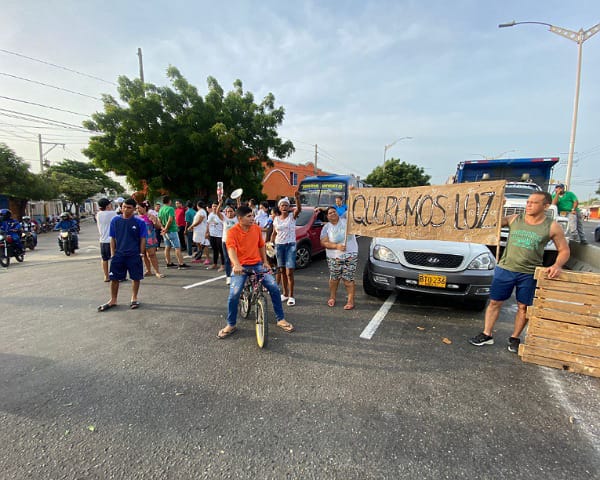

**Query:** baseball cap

left=116, top=196, right=125, bottom=203
left=278, top=197, right=290, bottom=206
left=555, top=184, right=565, bottom=189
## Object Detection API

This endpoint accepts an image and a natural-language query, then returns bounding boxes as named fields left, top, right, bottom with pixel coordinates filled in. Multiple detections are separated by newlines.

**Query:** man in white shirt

left=96, top=198, right=118, bottom=282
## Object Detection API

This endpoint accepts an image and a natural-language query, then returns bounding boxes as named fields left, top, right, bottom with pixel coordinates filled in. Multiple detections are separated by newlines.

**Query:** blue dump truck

left=453, top=157, right=568, bottom=265
left=454, top=157, right=558, bottom=190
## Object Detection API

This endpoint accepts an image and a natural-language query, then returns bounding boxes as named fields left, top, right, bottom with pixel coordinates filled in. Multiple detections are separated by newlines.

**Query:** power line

left=0, top=72, right=102, bottom=100
left=0, top=110, right=92, bottom=132
left=0, top=48, right=117, bottom=86
left=0, top=95, right=90, bottom=117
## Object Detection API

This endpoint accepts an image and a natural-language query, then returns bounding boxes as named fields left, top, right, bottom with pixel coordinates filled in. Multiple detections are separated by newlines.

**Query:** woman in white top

left=320, top=206, right=359, bottom=310
left=187, top=201, right=210, bottom=264
left=207, top=200, right=225, bottom=271
left=271, top=191, right=302, bottom=306
left=219, top=203, right=239, bottom=284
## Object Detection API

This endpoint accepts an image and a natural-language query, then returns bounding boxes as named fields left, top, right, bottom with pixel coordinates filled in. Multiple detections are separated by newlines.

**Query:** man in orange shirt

left=218, top=205, right=295, bottom=338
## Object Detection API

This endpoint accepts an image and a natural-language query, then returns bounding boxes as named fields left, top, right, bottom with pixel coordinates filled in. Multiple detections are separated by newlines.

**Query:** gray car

left=363, top=238, right=496, bottom=311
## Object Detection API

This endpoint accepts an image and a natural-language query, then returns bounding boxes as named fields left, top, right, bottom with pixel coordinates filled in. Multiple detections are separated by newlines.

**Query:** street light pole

left=499, top=20, right=600, bottom=190
left=383, top=136, right=413, bottom=165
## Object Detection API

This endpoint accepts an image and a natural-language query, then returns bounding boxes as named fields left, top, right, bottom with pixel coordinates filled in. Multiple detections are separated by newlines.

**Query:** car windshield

left=295, top=210, right=316, bottom=227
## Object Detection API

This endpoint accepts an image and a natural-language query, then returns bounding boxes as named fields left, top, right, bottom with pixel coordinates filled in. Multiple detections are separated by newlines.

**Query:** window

left=290, top=172, right=298, bottom=186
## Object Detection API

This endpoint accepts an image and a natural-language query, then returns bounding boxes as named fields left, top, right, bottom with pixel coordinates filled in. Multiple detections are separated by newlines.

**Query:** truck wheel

left=542, top=251, right=557, bottom=267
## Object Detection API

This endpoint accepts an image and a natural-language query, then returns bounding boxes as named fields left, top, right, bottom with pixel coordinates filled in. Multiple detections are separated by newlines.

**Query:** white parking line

left=360, top=293, right=397, bottom=339
left=183, top=275, right=227, bottom=289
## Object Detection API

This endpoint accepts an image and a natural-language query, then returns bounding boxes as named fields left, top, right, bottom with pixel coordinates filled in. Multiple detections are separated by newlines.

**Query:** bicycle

left=239, top=269, right=269, bottom=348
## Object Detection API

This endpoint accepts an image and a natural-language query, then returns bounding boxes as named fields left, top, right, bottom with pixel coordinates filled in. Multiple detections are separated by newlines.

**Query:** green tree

left=0, top=144, right=58, bottom=215
left=83, top=67, right=294, bottom=200
left=44, top=159, right=124, bottom=216
left=365, top=158, right=431, bottom=188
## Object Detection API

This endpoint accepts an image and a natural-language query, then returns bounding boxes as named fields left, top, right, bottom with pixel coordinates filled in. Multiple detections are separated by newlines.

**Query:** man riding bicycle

left=218, top=205, right=295, bottom=339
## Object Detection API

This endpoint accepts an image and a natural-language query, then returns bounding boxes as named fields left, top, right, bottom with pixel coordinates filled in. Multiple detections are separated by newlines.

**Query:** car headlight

left=373, top=245, right=400, bottom=263
left=467, top=252, right=495, bottom=270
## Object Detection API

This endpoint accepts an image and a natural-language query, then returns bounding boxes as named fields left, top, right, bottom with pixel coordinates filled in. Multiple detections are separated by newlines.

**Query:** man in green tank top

left=469, top=191, right=569, bottom=353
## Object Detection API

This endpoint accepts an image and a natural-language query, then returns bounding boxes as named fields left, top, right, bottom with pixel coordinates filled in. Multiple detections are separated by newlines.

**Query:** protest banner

left=347, top=180, right=505, bottom=245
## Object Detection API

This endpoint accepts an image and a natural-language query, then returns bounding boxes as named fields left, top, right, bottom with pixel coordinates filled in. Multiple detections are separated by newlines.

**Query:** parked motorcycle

left=0, top=230, right=25, bottom=268
left=22, top=231, right=36, bottom=250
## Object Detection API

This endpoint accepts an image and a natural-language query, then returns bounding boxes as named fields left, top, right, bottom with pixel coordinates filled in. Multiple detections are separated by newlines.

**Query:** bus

left=298, top=174, right=368, bottom=207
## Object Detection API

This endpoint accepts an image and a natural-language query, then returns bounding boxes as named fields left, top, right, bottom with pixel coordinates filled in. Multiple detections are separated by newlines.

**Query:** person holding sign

left=469, top=191, right=569, bottom=353
left=320, top=206, right=359, bottom=310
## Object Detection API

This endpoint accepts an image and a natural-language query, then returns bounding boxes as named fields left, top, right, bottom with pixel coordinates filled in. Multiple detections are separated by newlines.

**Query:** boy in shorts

left=97, top=198, right=147, bottom=311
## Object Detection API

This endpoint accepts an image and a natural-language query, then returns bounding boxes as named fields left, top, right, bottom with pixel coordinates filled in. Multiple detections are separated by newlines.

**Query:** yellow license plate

left=418, top=274, right=447, bottom=288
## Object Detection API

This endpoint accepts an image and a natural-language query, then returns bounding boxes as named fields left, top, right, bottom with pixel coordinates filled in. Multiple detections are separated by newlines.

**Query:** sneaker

left=507, top=337, right=521, bottom=353
left=226, top=277, right=231, bottom=285
left=178, top=263, right=190, bottom=269
left=166, top=263, right=177, bottom=268
left=281, top=294, right=289, bottom=302
left=203, top=259, right=211, bottom=265
left=469, top=332, right=494, bottom=346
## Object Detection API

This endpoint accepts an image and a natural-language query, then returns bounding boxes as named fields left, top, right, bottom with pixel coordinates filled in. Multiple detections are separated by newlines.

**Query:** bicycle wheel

left=0, top=251, right=9, bottom=268
left=255, top=296, right=268, bottom=349
left=239, top=284, right=251, bottom=319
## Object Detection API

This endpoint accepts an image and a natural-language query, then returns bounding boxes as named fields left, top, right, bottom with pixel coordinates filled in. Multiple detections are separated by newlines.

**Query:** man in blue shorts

left=97, top=198, right=147, bottom=311
left=469, top=191, right=569, bottom=353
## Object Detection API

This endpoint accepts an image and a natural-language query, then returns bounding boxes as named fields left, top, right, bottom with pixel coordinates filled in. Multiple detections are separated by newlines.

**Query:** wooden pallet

left=519, top=267, right=600, bottom=378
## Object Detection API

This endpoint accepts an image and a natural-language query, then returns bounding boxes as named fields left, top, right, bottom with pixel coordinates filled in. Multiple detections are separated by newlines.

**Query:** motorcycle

left=0, top=230, right=25, bottom=268
left=22, top=231, right=36, bottom=250
left=59, top=230, right=77, bottom=256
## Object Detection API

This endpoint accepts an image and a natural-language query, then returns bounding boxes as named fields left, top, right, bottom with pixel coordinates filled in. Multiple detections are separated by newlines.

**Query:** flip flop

left=217, top=327, right=238, bottom=339
left=343, top=303, right=355, bottom=310
left=97, top=303, right=116, bottom=312
left=155, top=272, right=165, bottom=278
left=130, top=301, right=140, bottom=309
left=277, top=321, right=295, bottom=333
left=327, top=298, right=336, bottom=307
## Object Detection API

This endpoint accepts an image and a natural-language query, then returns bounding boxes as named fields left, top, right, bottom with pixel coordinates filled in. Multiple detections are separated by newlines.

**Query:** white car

left=363, top=238, right=496, bottom=311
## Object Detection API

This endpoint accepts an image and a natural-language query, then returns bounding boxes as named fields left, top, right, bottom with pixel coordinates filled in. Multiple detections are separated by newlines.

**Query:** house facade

left=262, top=159, right=332, bottom=202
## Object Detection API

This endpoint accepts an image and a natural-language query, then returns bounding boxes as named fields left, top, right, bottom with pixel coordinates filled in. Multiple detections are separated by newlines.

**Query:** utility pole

left=137, top=48, right=145, bottom=85
left=314, top=144, right=318, bottom=174
left=38, top=134, right=65, bottom=172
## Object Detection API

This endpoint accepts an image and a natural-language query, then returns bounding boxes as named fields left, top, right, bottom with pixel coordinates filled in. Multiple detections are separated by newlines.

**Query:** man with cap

left=96, top=198, right=117, bottom=282
left=552, top=184, right=587, bottom=244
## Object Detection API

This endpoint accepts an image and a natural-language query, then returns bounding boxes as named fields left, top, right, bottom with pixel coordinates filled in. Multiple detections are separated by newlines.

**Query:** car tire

left=295, top=242, right=311, bottom=269
left=595, top=229, right=600, bottom=242
left=362, top=263, right=385, bottom=298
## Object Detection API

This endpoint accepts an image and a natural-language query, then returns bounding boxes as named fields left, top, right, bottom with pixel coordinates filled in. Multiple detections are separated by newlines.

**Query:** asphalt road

left=1, top=221, right=599, bottom=479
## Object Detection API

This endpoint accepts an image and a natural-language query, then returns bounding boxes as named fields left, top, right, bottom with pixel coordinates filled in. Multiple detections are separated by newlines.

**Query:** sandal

left=287, top=297, right=295, bottom=306
left=277, top=320, right=295, bottom=333
left=144, top=271, right=151, bottom=277
left=343, top=303, right=355, bottom=310
left=130, top=300, right=140, bottom=309
left=327, top=298, right=336, bottom=307
left=155, top=273, right=165, bottom=278
left=217, top=326, right=238, bottom=339
left=97, top=303, right=116, bottom=312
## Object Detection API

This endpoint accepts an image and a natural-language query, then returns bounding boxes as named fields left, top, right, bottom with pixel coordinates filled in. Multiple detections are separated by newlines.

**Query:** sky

left=1, top=0, right=600, bottom=202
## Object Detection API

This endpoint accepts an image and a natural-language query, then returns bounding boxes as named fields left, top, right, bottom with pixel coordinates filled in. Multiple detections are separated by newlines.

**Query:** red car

left=294, top=208, right=328, bottom=268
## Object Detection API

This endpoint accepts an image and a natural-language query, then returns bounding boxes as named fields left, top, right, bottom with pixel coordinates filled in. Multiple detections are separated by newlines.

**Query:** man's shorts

left=163, top=231, right=181, bottom=249
left=276, top=242, right=296, bottom=269
left=490, top=266, right=537, bottom=306
left=109, top=254, right=144, bottom=281
left=100, top=242, right=111, bottom=261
